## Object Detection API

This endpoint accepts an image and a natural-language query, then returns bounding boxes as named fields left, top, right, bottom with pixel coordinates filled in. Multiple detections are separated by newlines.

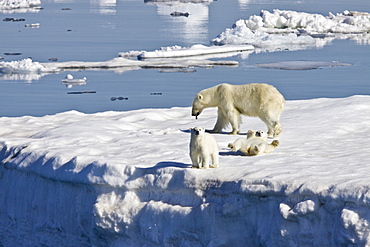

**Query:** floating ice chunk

left=118, top=50, right=147, bottom=58
left=145, top=0, right=213, bottom=3
left=0, top=58, right=59, bottom=74
left=25, top=23, right=40, bottom=28
left=255, top=60, right=352, bottom=70
left=212, top=9, right=370, bottom=50
left=61, top=74, right=87, bottom=88
left=0, top=0, right=41, bottom=10
left=137, top=44, right=254, bottom=59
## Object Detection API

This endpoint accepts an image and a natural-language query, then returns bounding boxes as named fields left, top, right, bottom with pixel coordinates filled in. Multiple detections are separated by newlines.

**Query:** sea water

left=0, top=0, right=369, bottom=117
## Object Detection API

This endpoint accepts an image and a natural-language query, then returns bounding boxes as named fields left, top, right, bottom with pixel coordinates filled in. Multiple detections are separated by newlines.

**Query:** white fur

left=191, top=83, right=285, bottom=137
left=189, top=127, right=219, bottom=169
left=228, top=130, right=279, bottom=156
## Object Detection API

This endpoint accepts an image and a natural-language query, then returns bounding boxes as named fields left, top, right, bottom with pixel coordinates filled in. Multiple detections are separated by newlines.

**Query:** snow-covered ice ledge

left=0, top=96, right=370, bottom=246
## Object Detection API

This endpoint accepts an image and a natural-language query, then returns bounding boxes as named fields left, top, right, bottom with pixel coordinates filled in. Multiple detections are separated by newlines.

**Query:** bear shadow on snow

left=153, top=161, right=191, bottom=169
left=219, top=150, right=247, bottom=156
left=180, top=129, right=248, bottom=135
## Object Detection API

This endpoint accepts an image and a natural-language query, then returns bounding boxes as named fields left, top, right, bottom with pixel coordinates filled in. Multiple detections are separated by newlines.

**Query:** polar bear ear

left=197, top=94, right=203, bottom=100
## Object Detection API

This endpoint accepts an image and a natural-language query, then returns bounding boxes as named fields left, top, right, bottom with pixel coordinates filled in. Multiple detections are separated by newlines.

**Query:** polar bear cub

left=189, top=127, right=219, bottom=169
left=228, top=130, right=279, bottom=156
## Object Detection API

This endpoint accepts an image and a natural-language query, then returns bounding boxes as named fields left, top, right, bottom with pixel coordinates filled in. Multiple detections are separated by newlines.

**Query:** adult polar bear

left=191, top=83, right=285, bottom=137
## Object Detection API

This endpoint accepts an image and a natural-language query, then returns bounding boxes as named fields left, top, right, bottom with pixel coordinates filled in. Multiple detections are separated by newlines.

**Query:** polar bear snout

left=191, top=109, right=201, bottom=119
left=191, top=127, right=205, bottom=136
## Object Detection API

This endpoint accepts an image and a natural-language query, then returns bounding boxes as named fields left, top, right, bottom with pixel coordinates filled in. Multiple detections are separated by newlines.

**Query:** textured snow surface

left=0, top=95, right=370, bottom=246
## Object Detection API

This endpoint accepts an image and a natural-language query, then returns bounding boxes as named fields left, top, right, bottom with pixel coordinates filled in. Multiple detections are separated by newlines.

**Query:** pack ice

left=0, top=96, right=370, bottom=246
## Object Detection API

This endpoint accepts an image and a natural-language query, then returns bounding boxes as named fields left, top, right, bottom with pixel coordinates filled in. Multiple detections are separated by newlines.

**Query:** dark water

left=0, top=0, right=369, bottom=117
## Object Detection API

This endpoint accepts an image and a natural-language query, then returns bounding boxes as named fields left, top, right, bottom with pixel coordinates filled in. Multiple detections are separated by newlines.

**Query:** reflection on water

left=145, top=1, right=210, bottom=44
left=238, top=0, right=251, bottom=10
left=90, top=0, right=116, bottom=15
left=0, top=73, right=44, bottom=82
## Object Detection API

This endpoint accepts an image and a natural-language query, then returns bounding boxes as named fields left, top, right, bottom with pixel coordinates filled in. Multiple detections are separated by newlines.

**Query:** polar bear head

left=191, top=94, right=206, bottom=119
left=255, top=130, right=268, bottom=140
left=190, top=127, right=206, bottom=136
left=192, top=93, right=216, bottom=119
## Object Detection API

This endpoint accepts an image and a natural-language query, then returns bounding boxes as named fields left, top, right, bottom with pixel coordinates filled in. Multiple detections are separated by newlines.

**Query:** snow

left=212, top=9, right=370, bottom=51
left=1, top=95, right=370, bottom=246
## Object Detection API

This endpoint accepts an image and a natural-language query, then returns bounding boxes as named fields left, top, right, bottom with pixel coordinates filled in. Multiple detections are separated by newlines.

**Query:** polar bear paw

left=227, top=143, right=236, bottom=151
left=271, top=140, right=280, bottom=147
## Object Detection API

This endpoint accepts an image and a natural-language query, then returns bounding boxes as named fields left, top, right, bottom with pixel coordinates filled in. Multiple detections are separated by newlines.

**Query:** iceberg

left=0, top=95, right=370, bottom=246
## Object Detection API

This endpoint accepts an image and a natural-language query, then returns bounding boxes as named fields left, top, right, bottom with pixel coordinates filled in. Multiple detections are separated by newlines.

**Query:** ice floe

left=61, top=74, right=87, bottom=88
left=0, top=0, right=41, bottom=13
left=0, top=45, right=250, bottom=77
left=0, top=95, right=370, bottom=246
left=0, top=58, right=59, bottom=74
left=212, top=10, right=370, bottom=50
left=132, top=44, right=254, bottom=59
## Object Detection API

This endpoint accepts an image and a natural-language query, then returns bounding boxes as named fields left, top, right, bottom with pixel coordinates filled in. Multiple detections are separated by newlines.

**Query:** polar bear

left=191, top=83, right=285, bottom=137
left=189, top=127, right=219, bottom=169
left=228, top=130, right=279, bottom=156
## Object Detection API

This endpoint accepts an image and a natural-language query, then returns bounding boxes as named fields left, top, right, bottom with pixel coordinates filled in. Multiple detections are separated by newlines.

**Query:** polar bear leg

left=240, top=144, right=252, bottom=155
left=273, top=122, right=282, bottom=137
left=252, top=143, right=265, bottom=155
left=264, top=140, right=280, bottom=153
left=190, top=151, right=200, bottom=168
left=259, top=111, right=281, bottom=138
left=263, top=144, right=275, bottom=153
left=210, top=108, right=229, bottom=133
left=227, top=142, right=236, bottom=151
left=210, top=152, right=219, bottom=168
left=200, top=153, right=210, bottom=169
left=225, top=107, right=241, bottom=135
